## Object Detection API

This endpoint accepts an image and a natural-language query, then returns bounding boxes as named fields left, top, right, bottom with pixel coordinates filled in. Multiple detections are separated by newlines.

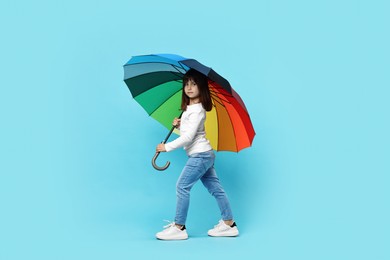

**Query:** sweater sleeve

left=165, top=110, right=204, bottom=152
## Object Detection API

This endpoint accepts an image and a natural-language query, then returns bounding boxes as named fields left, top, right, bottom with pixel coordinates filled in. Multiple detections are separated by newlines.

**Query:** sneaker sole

left=156, top=234, right=188, bottom=240
left=208, top=230, right=239, bottom=237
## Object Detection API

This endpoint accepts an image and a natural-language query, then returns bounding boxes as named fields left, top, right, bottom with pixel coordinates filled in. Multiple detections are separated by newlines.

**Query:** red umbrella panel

left=206, top=81, right=255, bottom=152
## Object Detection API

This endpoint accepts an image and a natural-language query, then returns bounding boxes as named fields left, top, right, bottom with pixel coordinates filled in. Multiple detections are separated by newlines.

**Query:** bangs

left=182, top=69, right=204, bottom=87
left=182, top=75, right=195, bottom=86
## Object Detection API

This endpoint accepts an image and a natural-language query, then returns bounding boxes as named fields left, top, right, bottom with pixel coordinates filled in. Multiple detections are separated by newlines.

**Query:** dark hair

left=181, top=69, right=213, bottom=111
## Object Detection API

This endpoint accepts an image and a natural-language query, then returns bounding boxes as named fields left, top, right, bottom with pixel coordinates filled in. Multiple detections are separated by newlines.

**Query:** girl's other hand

left=173, top=118, right=181, bottom=128
left=156, top=143, right=166, bottom=152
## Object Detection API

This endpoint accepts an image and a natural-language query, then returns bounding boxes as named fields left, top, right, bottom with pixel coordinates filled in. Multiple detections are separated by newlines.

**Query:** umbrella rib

left=226, top=100, right=239, bottom=152
left=210, top=92, right=232, bottom=105
left=170, top=63, right=188, bottom=75
left=125, top=61, right=187, bottom=73
left=211, top=99, right=220, bottom=151
left=209, top=84, right=234, bottom=97
left=210, top=94, right=228, bottom=107
left=177, top=61, right=190, bottom=72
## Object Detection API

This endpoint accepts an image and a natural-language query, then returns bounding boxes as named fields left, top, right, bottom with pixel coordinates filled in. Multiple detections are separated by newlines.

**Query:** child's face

left=184, top=79, right=200, bottom=99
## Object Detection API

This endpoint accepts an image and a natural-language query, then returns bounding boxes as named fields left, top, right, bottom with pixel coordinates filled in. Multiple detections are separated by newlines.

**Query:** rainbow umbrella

left=123, top=54, right=255, bottom=170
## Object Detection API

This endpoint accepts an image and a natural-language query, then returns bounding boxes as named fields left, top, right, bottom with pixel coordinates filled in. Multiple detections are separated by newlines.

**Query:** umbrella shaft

left=162, top=111, right=183, bottom=144
left=162, top=126, right=175, bottom=144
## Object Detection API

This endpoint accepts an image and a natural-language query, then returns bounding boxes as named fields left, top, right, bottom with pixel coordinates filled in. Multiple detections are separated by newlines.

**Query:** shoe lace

left=214, top=220, right=224, bottom=229
left=214, top=220, right=229, bottom=230
left=162, top=220, right=176, bottom=229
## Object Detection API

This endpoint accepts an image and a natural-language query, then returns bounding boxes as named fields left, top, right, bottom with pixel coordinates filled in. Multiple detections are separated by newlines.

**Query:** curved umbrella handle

left=152, top=152, right=170, bottom=171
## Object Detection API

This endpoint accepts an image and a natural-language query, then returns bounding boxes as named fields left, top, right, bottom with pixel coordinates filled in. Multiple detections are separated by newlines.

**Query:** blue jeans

left=175, top=150, right=234, bottom=225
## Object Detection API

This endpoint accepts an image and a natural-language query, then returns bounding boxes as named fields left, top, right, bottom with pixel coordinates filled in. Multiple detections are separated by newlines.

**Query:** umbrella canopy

left=123, top=53, right=255, bottom=152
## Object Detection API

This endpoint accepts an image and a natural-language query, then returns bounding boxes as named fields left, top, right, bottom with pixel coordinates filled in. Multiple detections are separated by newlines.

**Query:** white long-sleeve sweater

left=165, top=103, right=212, bottom=156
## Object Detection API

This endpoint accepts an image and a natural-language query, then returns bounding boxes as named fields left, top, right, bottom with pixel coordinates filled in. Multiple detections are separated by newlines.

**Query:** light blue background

left=1, top=0, right=389, bottom=259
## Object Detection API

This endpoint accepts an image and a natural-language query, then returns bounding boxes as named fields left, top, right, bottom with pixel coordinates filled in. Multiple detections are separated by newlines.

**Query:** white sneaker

left=156, top=221, right=188, bottom=240
left=208, top=220, right=239, bottom=237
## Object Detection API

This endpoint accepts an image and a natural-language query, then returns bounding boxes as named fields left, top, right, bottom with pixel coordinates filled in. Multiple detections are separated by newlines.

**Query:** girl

left=155, top=69, right=239, bottom=240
